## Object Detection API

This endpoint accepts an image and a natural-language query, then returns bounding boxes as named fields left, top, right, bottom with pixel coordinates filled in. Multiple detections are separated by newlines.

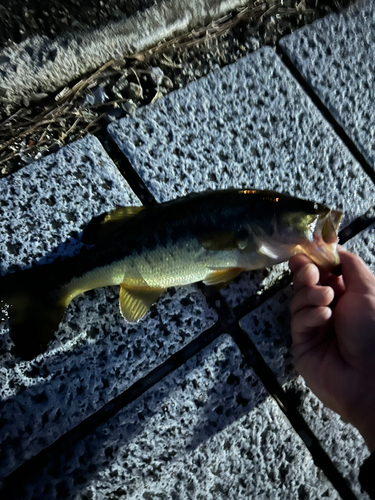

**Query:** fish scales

left=0, top=189, right=342, bottom=360
left=60, top=193, right=254, bottom=294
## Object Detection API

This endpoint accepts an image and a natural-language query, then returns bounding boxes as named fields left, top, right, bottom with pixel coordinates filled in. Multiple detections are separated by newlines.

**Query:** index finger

left=289, top=253, right=340, bottom=289
left=289, top=254, right=314, bottom=275
left=291, top=261, right=320, bottom=293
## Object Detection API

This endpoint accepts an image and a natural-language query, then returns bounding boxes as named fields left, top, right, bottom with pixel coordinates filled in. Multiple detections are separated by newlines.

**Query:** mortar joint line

left=94, top=119, right=372, bottom=500
left=232, top=321, right=358, bottom=500
left=200, top=273, right=357, bottom=498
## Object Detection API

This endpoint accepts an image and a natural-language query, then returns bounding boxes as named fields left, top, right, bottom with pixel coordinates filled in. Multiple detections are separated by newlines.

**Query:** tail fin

left=0, top=265, right=67, bottom=360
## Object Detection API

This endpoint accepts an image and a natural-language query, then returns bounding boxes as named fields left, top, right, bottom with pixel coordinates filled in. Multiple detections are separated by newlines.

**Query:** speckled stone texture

left=109, top=46, right=375, bottom=307
left=220, top=262, right=290, bottom=309
left=286, top=377, right=368, bottom=500
left=280, top=0, right=375, bottom=170
left=0, top=135, right=141, bottom=274
left=7, top=335, right=339, bottom=500
left=345, top=223, right=375, bottom=272
left=239, top=226, right=375, bottom=499
left=108, top=46, right=373, bottom=211
left=0, top=136, right=217, bottom=477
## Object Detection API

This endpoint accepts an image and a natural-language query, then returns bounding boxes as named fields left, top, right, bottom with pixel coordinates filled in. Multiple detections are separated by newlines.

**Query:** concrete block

left=287, top=377, right=368, bottom=500
left=220, top=262, right=289, bottom=309
left=9, top=335, right=339, bottom=499
left=0, top=135, right=140, bottom=274
left=240, top=288, right=294, bottom=384
left=344, top=224, right=375, bottom=273
left=0, top=136, right=217, bottom=477
left=280, top=0, right=375, bottom=170
left=109, top=46, right=375, bottom=307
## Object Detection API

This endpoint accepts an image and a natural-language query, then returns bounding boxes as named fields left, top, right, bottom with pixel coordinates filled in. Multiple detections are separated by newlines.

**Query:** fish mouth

left=320, top=210, right=342, bottom=245
left=296, top=209, right=343, bottom=271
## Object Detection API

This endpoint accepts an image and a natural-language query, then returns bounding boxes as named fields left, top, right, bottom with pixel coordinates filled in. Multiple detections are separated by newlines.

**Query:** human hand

left=289, top=246, right=375, bottom=452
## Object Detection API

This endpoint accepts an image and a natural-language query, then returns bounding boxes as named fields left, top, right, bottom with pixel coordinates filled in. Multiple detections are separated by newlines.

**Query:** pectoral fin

left=203, top=268, right=243, bottom=286
left=257, top=243, right=279, bottom=259
left=119, top=285, right=166, bottom=323
left=82, top=206, right=145, bottom=244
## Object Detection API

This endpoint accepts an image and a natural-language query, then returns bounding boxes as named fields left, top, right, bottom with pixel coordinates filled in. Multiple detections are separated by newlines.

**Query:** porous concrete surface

left=240, top=288, right=294, bottom=385
left=0, top=136, right=217, bottom=477
left=345, top=223, right=375, bottom=272
left=109, top=46, right=375, bottom=306
left=0, top=135, right=141, bottom=274
left=239, top=226, right=375, bottom=499
left=9, top=335, right=339, bottom=500
left=280, top=0, right=375, bottom=170
left=219, top=262, right=289, bottom=309
left=286, top=377, right=368, bottom=499
left=0, top=0, right=249, bottom=111
left=240, top=289, right=368, bottom=499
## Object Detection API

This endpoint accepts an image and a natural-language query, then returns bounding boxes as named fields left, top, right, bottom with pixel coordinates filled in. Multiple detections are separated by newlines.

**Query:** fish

left=0, top=188, right=342, bottom=360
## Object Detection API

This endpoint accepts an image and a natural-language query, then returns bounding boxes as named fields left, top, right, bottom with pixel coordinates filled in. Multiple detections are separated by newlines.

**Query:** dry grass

left=0, top=0, right=352, bottom=175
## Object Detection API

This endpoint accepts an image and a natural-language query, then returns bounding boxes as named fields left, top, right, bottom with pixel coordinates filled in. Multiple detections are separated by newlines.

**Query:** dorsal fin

left=103, top=206, right=145, bottom=222
left=81, top=205, right=145, bottom=244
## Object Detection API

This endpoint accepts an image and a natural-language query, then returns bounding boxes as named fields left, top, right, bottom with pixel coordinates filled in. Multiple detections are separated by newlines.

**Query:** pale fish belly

left=63, top=238, right=244, bottom=303
left=62, top=261, right=132, bottom=304
left=129, top=239, right=242, bottom=289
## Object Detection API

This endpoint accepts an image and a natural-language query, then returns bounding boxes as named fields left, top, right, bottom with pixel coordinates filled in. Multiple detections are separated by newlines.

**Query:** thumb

left=339, top=247, right=375, bottom=294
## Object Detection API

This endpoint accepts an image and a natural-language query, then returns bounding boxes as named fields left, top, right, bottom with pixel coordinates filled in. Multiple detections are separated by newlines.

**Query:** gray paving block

left=240, top=288, right=294, bottom=385
left=0, top=136, right=217, bottom=477
left=109, top=46, right=375, bottom=307
left=280, top=0, right=375, bottom=170
left=220, top=262, right=290, bottom=309
left=344, top=223, right=375, bottom=272
left=0, top=135, right=141, bottom=274
left=239, top=226, right=375, bottom=498
left=240, top=291, right=368, bottom=499
left=287, top=377, right=369, bottom=500
left=11, top=335, right=339, bottom=500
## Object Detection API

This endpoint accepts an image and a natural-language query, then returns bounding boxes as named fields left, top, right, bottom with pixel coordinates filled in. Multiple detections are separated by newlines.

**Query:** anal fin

left=119, top=285, right=166, bottom=323
left=203, top=268, right=243, bottom=286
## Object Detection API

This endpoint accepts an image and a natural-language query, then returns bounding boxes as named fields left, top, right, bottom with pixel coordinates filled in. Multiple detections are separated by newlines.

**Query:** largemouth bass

left=0, top=189, right=342, bottom=359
